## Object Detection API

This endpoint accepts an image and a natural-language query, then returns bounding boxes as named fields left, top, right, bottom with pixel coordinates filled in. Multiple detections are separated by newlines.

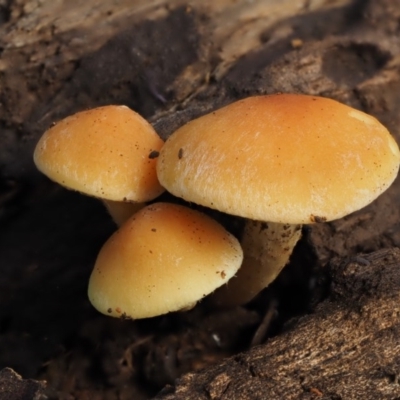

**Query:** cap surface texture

left=88, top=202, right=243, bottom=319
left=34, top=105, right=164, bottom=202
left=157, top=94, right=400, bottom=224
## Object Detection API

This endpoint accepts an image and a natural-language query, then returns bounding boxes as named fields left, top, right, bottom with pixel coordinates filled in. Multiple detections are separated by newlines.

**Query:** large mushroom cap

left=157, top=94, right=400, bottom=224
left=88, top=202, right=243, bottom=319
left=34, top=105, right=164, bottom=202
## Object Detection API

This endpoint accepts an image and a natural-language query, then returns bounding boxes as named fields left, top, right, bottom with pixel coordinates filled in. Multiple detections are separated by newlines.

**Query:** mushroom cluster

left=34, top=94, right=400, bottom=319
left=33, top=104, right=243, bottom=319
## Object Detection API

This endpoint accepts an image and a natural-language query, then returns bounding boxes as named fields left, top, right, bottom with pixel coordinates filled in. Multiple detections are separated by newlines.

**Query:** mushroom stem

left=211, top=221, right=302, bottom=307
left=103, top=200, right=145, bottom=226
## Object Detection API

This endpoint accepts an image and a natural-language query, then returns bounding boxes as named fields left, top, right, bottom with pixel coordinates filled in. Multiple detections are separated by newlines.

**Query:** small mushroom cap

left=88, top=202, right=243, bottom=319
left=34, top=105, right=164, bottom=202
left=157, top=94, right=400, bottom=224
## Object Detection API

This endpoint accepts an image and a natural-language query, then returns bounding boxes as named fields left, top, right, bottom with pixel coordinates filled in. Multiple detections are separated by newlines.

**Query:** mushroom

left=33, top=105, right=164, bottom=225
left=156, top=94, right=400, bottom=306
left=102, top=200, right=144, bottom=227
left=88, top=202, right=243, bottom=319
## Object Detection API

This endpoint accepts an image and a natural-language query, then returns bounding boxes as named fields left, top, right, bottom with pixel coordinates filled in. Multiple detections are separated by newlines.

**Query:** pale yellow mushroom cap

left=88, top=202, right=243, bottom=319
left=157, top=94, right=400, bottom=224
left=34, top=105, right=164, bottom=202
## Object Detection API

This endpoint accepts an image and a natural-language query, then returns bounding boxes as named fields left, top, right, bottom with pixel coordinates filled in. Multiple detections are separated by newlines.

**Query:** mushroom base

left=211, top=221, right=302, bottom=307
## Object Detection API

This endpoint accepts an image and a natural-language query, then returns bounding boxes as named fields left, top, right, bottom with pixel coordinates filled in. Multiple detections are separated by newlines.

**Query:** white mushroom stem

left=103, top=200, right=145, bottom=226
left=211, top=221, right=302, bottom=307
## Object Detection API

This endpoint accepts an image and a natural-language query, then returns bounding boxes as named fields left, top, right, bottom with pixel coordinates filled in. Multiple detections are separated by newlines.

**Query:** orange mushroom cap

left=88, top=202, right=243, bottom=319
left=34, top=105, right=164, bottom=202
left=157, top=94, right=400, bottom=224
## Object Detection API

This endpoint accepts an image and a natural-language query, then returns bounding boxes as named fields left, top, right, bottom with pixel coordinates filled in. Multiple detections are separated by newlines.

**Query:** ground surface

left=1, top=0, right=400, bottom=399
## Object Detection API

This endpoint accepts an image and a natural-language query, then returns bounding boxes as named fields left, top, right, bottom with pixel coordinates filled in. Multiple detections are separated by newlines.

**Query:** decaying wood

left=155, top=248, right=400, bottom=399
left=0, top=368, right=45, bottom=400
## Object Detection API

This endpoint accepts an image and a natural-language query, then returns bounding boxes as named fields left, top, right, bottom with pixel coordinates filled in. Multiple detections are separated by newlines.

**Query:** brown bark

left=155, top=248, right=400, bottom=399
left=0, top=368, right=45, bottom=400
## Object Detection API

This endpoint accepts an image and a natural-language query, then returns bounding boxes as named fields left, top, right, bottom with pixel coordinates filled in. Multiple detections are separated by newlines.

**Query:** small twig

left=250, top=298, right=278, bottom=347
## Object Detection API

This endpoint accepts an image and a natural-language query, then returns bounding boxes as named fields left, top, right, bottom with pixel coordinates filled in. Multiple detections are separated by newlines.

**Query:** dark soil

left=1, top=1, right=400, bottom=399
